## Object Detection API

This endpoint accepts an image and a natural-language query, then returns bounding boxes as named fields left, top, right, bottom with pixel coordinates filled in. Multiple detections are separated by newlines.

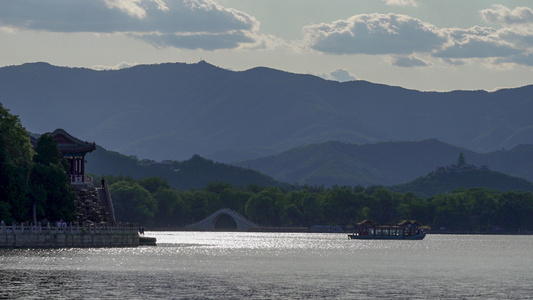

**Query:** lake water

left=1, top=232, right=532, bottom=299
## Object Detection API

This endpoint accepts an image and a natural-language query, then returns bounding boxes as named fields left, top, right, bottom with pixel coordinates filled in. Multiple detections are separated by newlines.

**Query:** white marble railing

left=0, top=223, right=138, bottom=235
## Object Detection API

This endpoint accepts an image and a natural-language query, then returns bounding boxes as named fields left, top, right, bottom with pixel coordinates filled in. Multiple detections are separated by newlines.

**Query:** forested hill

left=391, top=169, right=533, bottom=199
left=1, top=62, right=533, bottom=163
left=85, top=146, right=284, bottom=190
left=234, top=139, right=533, bottom=187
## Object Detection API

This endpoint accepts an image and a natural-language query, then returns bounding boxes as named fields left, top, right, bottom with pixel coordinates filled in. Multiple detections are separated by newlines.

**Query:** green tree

left=431, top=189, right=474, bottom=231
left=245, top=191, right=276, bottom=226
left=299, top=192, right=323, bottom=226
left=367, top=188, right=403, bottom=224
left=0, top=106, right=34, bottom=223
left=0, top=107, right=33, bottom=167
left=181, top=190, right=211, bottom=224
left=30, top=134, right=75, bottom=223
left=409, top=195, right=433, bottom=225
left=0, top=137, right=13, bottom=221
left=138, top=177, right=171, bottom=194
left=469, top=188, right=498, bottom=231
left=109, top=181, right=158, bottom=225
left=153, top=188, right=190, bottom=227
left=205, top=183, right=252, bottom=216
left=498, top=191, right=533, bottom=232
left=280, top=203, right=303, bottom=226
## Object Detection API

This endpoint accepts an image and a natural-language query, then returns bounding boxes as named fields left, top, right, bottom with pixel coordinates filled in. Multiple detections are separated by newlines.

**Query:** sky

left=1, top=0, right=533, bottom=91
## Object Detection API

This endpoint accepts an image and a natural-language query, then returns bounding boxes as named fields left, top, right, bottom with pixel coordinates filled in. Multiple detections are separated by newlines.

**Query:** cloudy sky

left=1, top=0, right=532, bottom=91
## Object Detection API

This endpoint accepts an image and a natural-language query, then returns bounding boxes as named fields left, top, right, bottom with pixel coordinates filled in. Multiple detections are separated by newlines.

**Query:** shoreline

left=148, top=227, right=532, bottom=235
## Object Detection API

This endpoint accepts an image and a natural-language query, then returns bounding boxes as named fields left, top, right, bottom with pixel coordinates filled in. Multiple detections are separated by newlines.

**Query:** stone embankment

left=73, top=180, right=115, bottom=224
left=0, top=180, right=155, bottom=248
left=75, top=187, right=109, bottom=223
left=0, top=223, right=139, bottom=248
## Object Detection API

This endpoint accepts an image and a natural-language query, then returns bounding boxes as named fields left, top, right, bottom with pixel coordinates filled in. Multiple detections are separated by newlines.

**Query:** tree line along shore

left=103, top=175, right=533, bottom=233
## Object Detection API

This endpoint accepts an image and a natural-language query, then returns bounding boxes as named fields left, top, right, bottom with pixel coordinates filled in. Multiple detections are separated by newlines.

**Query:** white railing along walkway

left=0, top=223, right=138, bottom=235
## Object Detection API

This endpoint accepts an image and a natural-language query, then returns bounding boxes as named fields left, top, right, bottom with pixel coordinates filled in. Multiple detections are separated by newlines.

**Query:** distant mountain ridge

left=1, top=61, right=533, bottom=163
left=234, top=139, right=533, bottom=187
left=85, top=145, right=284, bottom=190
left=85, top=139, right=533, bottom=196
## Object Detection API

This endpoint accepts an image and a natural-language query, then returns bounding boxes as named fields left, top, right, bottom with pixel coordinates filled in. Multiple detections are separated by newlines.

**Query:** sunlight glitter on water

left=1, top=233, right=533, bottom=299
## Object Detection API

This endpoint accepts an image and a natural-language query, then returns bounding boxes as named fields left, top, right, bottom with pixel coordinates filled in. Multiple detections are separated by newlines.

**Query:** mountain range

left=234, top=139, right=533, bottom=187
left=83, top=138, right=533, bottom=198
left=1, top=61, right=533, bottom=164
left=85, top=146, right=283, bottom=190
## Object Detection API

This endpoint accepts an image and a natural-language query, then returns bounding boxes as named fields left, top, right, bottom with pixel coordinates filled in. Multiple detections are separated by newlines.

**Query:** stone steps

left=74, top=186, right=110, bottom=223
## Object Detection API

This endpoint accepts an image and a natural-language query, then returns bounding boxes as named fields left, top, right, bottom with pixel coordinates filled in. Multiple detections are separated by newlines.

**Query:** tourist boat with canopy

left=348, top=220, right=426, bottom=240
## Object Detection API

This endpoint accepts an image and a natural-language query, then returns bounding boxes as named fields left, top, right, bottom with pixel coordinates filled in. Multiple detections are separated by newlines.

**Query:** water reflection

left=1, top=233, right=532, bottom=299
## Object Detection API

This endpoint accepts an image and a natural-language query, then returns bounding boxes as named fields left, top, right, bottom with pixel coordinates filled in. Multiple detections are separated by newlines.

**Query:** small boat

left=348, top=220, right=426, bottom=240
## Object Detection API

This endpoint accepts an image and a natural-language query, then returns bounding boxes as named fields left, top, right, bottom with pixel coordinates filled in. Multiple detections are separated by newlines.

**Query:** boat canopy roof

left=357, top=220, right=376, bottom=226
left=358, top=220, right=421, bottom=227
left=397, top=220, right=421, bottom=227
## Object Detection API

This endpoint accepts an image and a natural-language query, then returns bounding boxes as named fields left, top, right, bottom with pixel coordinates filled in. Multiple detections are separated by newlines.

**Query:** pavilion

left=31, top=129, right=96, bottom=185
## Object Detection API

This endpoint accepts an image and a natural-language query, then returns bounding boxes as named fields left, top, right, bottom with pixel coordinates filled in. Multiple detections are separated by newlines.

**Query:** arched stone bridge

left=184, top=208, right=260, bottom=231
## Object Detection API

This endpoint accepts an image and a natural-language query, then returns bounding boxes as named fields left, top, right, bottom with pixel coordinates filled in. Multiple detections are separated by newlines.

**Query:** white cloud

left=303, top=8, right=533, bottom=68
left=92, top=62, right=140, bottom=70
left=434, top=27, right=522, bottom=59
left=103, top=0, right=147, bottom=19
left=495, top=53, right=533, bottom=66
left=383, top=0, right=418, bottom=7
left=446, top=26, right=497, bottom=42
left=0, top=0, right=259, bottom=50
left=392, top=55, right=430, bottom=67
left=325, top=69, right=358, bottom=82
left=135, top=31, right=255, bottom=50
left=498, top=27, right=533, bottom=48
left=480, top=5, right=533, bottom=26
left=240, top=34, right=296, bottom=51
left=152, top=0, right=170, bottom=12
left=303, top=13, right=448, bottom=55
left=440, top=58, right=466, bottom=66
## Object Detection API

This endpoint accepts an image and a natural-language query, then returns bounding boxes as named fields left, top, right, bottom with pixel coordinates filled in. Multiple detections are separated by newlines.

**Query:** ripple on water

left=1, top=233, right=532, bottom=299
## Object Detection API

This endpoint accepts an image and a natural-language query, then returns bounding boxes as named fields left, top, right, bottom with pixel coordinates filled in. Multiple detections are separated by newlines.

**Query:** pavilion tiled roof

left=31, top=129, right=96, bottom=155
